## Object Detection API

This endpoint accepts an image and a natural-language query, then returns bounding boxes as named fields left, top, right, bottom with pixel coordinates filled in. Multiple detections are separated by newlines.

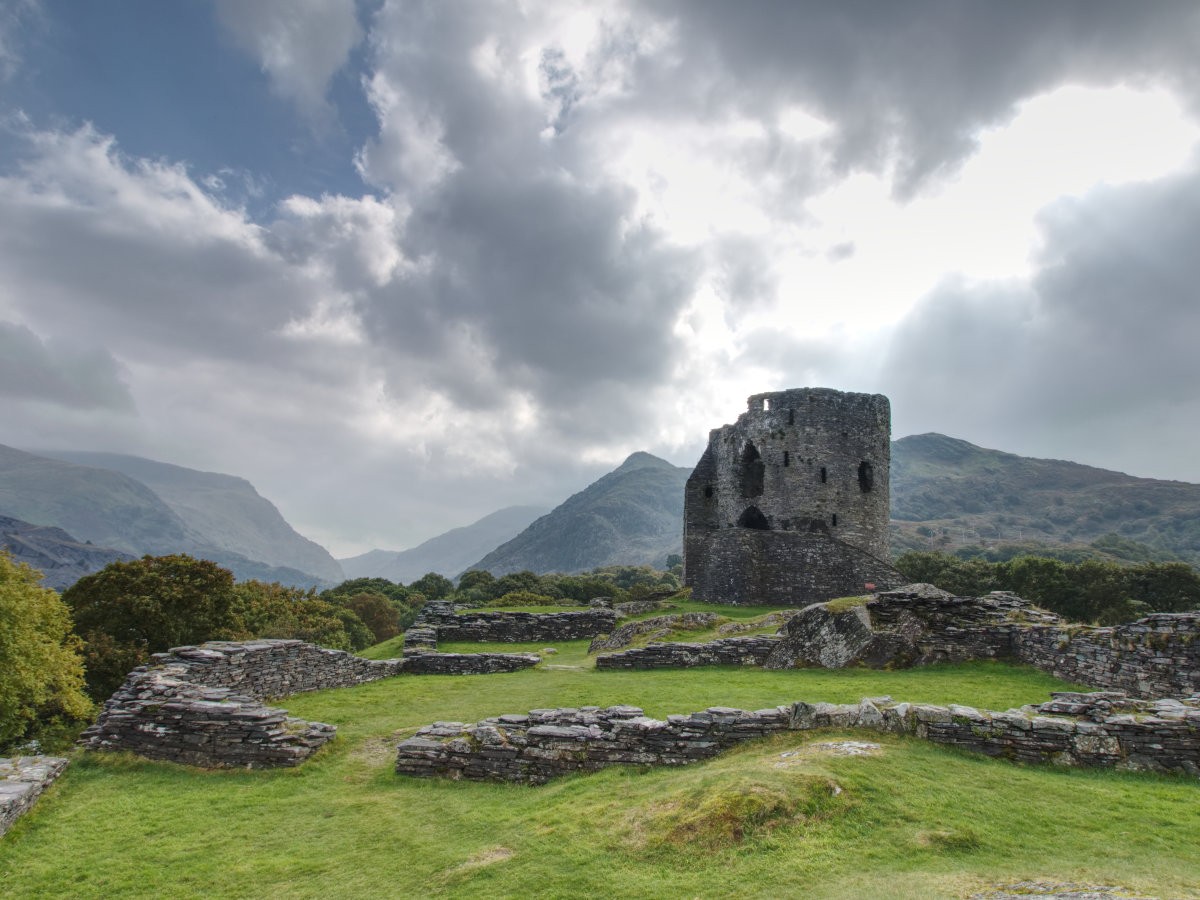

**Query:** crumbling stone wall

left=395, top=692, right=1200, bottom=784
left=594, top=636, right=780, bottom=669
left=1014, top=613, right=1200, bottom=698
left=683, top=388, right=901, bottom=605
left=81, top=638, right=541, bottom=768
left=1, top=756, right=69, bottom=837
left=587, top=612, right=721, bottom=652
left=415, top=601, right=618, bottom=643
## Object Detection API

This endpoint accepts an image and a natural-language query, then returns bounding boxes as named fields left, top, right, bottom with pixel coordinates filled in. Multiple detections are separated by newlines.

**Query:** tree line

left=895, top=551, right=1200, bottom=624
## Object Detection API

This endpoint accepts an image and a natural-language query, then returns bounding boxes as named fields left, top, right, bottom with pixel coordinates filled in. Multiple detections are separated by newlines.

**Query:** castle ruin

left=683, top=387, right=901, bottom=605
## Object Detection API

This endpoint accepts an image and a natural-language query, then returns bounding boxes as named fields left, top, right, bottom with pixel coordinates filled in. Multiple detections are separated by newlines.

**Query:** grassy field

left=2, top=629, right=1198, bottom=899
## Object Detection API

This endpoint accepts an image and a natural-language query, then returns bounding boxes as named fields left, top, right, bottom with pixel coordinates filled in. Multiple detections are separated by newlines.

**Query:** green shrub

left=487, top=590, right=562, bottom=608
left=0, top=552, right=92, bottom=751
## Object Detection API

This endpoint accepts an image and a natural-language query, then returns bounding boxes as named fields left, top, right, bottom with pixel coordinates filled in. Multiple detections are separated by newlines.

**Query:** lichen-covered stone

left=0, top=756, right=69, bottom=837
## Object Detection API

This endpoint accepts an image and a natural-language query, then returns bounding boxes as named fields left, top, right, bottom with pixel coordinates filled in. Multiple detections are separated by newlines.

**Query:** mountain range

left=4, top=433, right=1199, bottom=591
left=339, top=505, right=548, bottom=583
left=0, top=444, right=343, bottom=587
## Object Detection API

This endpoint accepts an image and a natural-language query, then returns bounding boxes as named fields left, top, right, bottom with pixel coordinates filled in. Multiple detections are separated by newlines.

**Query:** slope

left=469, top=452, right=691, bottom=575
left=890, top=433, right=1200, bottom=563
left=339, top=505, right=549, bottom=582
left=39, top=451, right=343, bottom=583
left=0, top=514, right=134, bottom=590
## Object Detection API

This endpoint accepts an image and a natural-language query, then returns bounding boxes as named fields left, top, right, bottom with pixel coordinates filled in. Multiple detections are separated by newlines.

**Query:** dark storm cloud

left=881, top=162, right=1200, bottom=474
left=649, top=0, right=1200, bottom=195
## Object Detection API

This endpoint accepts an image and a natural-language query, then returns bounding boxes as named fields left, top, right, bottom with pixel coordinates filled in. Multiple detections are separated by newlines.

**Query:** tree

left=63, top=554, right=239, bottom=699
left=333, top=592, right=400, bottom=644
left=409, top=572, right=454, bottom=601
left=0, top=551, right=92, bottom=750
left=232, top=581, right=374, bottom=651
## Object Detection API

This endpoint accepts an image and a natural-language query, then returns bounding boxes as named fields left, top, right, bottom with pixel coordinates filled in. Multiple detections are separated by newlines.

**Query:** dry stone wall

left=595, top=636, right=780, bottom=670
left=1, top=756, right=69, bottom=837
left=415, top=601, right=618, bottom=643
left=395, top=691, right=1200, bottom=784
left=587, top=612, right=721, bottom=653
left=82, top=638, right=541, bottom=768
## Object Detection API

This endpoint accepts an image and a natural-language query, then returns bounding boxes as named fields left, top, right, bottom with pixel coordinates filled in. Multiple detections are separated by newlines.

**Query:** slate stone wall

left=0, top=756, right=69, bottom=837
left=587, top=612, right=722, bottom=652
left=395, top=692, right=1200, bottom=784
left=1014, top=613, right=1200, bottom=698
left=594, top=636, right=780, bottom=670
left=415, top=601, right=618, bottom=643
left=684, top=388, right=900, bottom=605
left=80, top=638, right=542, bottom=768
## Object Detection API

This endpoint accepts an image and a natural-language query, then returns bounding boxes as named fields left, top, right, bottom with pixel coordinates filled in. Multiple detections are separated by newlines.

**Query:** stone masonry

left=684, top=388, right=902, bottom=605
left=414, top=601, right=618, bottom=643
left=594, top=636, right=781, bottom=670
left=82, top=638, right=540, bottom=768
left=395, top=692, right=1200, bottom=784
left=1, top=756, right=69, bottom=837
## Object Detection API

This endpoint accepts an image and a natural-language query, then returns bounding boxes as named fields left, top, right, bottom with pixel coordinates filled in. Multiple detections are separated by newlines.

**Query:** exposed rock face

left=395, top=692, right=1200, bottom=784
left=683, top=388, right=901, bottom=605
left=1, top=756, right=69, bottom=837
left=766, top=602, right=875, bottom=669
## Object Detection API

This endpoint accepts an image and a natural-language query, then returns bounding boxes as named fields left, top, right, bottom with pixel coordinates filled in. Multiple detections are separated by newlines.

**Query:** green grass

left=3, top=657, right=1197, bottom=899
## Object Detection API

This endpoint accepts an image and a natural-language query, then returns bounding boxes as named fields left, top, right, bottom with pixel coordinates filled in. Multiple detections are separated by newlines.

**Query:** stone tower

left=683, top=387, right=900, bottom=605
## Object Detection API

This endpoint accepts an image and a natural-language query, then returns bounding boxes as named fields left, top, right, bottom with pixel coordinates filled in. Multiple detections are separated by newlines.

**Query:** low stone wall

left=395, top=691, right=1200, bottom=784
left=82, top=639, right=542, bottom=768
left=79, top=670, right=337, bottom=768
left=399, top=651, right=541, bottom=675
left=416, top=601, right=619, bottom=643
left=1014, top=613, right=1200, bottom=699
left=594, top=635, right=781, bottom=670
left=587, top=612, right=722, bottom=653
left=146, top=639, right=404, bottom=699
left=1, top=756, right=69, bottom=837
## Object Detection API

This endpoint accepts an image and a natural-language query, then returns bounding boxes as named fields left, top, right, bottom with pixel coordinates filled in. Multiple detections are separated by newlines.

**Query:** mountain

left=339, top=505, right=549, bottom=583
left=890, top=433, right=1200, bottom=564
left=469, top=452, right=692, bottom=575
left=39, top=451, right=343, bottom=583
left=0, top=444, right=194, bottom=555
left=1, top=444, right=342, bottom=587
left=0, top=514, right=134, bottom=590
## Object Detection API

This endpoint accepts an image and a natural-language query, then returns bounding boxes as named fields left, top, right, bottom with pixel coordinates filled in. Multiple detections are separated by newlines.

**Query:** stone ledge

left=1, top=756, right=69, bottom=837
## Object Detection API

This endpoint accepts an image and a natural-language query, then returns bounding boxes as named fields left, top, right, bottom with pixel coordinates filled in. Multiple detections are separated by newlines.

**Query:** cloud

left=213, top=0, right=363, bottom=122
left=881, top=159, right=1200, bottom=479
left=0, top=0, right=40, bottom=81
left=0, top=321, right=134, bottom=410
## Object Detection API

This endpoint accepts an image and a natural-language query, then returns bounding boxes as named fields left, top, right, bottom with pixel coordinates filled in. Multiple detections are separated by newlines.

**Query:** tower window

left=820, top=466, right=827, bottom=484
left=740, top=442, right=765, bottom=498
left=783, top=451, right=789, bottom=467
left=763, top=398, right=770, bottom=411
left=858, top=460, right=874, bottom=493
left=704, top=485, right=713, bottom=499
left=832, top=513, right=838, bottom=526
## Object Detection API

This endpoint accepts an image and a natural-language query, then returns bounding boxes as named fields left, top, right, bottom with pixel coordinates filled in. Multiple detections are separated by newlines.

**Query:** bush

left=0, top=552, right=92, bottom=751
left=63, top=554, right=240, bottom=699
left=233, top=581, right=374, bottom=651
left=333, top=592, right=400, bottom=644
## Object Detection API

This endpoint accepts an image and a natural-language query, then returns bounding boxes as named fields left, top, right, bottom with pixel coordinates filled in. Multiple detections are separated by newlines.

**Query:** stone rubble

left=0, top=756, right=69, bottom=837
left=594, top=635, right=781, bottom=670
left=587, top=612, right=722, bottom=653
left=413, top=601, right=618, bottom=643
left=395, top=691, right=1200, bottom=784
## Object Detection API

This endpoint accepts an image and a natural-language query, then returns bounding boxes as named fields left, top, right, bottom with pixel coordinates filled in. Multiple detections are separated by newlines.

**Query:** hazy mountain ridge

left=339, top=505, right=549, bottom=582
left=469, top=452, right=691, bottom=575
left=0, top=444, right=342, bottom=587
left=0, top=514, right=134, bottom=590
left=40, top=451, right=343, bottom=583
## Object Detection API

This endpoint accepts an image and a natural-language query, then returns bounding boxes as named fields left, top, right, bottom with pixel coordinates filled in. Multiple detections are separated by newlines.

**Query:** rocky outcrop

left=0, top=515, right=133, bottom=590
left=1, top=756, right=69, bottom=837
left=395, top=691, right=1200, bottom=784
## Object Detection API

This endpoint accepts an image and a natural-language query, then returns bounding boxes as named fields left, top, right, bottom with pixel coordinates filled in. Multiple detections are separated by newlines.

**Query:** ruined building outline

left=683, top=387, right=901, bottom=605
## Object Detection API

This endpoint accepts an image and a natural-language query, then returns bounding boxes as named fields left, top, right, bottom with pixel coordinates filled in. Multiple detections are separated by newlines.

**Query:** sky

left=2, top=1, right=1200, bottom=558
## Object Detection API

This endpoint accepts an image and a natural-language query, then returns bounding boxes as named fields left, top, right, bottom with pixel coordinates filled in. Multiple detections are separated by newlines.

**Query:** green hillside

left=890, top=433, right=1200, bottom=564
